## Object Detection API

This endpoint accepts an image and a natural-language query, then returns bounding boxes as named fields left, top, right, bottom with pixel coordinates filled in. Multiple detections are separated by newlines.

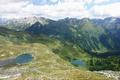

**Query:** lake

left=71, top=60, right=86, bottom=67
left=0, top=53, right=33, bottom=67
left=15, top=54, right=33, bottom=64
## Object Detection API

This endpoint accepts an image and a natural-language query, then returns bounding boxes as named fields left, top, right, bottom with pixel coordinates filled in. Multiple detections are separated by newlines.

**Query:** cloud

left=0, top=0, right=28, bottom=4
left=93, top=0, right=109, bottom=4
left=25, top=0, right=91, bottom=19
left=0, top=0, right=91, bottom=19
left=91, top=2, right=120, bottom=18
left=49, top=0, right=58, bottom=3
left=0, top=0, right=120, bottom=19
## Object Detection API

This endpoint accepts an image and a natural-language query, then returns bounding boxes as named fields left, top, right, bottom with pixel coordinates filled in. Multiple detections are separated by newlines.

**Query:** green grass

left=0, top=35, right=109, bottom=80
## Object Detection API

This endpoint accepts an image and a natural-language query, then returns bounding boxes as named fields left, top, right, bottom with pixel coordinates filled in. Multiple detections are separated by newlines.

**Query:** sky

left=0, top=0, right=120, bottom=19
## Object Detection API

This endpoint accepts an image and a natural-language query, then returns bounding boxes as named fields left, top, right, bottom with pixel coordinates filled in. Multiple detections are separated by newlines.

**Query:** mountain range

left=0, top=17, right=120, bottom=79
left=1, top=17, right=120, bottom=50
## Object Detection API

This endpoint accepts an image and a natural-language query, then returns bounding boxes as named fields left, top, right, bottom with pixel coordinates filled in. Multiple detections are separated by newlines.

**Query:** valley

left=0, top=17, right=120, bottom=80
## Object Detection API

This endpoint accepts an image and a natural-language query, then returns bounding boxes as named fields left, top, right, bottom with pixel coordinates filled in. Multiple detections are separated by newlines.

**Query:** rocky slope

left=0, top=17, right=52, bottom=31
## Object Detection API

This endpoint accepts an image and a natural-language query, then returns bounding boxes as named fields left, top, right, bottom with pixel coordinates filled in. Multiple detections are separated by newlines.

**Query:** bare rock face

left=94, top=70, right=120, bottom=80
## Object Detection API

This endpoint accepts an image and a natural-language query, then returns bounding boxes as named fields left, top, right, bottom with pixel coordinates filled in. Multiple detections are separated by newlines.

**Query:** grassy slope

left=0, top=36, right=109, bottom=80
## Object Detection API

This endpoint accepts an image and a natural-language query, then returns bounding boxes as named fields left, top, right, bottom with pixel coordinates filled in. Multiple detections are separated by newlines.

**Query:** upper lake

left=0, top=53, right=33, bottom=67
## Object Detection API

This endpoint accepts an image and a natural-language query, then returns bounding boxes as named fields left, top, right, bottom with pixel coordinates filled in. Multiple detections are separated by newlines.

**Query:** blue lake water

left=0, top=53, right=33, bottom=67
left=15, top=54, right=33, bottom=64
left=71, top=60, right=86, bottom=67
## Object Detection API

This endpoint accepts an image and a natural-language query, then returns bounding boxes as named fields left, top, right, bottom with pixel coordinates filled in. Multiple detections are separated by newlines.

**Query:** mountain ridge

left=0, top=17, right=120, bottom=72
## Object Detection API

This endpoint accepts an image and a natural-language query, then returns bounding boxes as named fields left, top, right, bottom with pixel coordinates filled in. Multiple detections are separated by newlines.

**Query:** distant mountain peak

left=0, top=16, right=51, bottom=31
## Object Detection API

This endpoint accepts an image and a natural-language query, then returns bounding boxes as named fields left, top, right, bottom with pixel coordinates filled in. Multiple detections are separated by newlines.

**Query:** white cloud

left=26, top=0, right=91, bottom=19
left=94, top=0, right=109, bottom=4
left=50, top=0, right=58, bottom=3
left=0, top=0, right=30, bottom=18
left=0, top=0, right=91, bottom=19
left=0, top=0, right=120, bottom=19
left=91, top=2, right=120, bottom=17
left=0, top=0, right=28, bottom=4
left=60, top=0, right=92, bottom=3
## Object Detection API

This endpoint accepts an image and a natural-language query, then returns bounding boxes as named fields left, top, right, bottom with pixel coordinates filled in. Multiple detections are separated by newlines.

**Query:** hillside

left=24, top=17, right=120, bottom=51
left=0, top=17, right=120, bottom=79
left=0, top=33, right=109, bottom=80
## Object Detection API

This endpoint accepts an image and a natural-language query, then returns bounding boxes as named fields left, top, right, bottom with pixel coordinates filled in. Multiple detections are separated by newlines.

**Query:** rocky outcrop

left=94, top=70, right=120, bottom=80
